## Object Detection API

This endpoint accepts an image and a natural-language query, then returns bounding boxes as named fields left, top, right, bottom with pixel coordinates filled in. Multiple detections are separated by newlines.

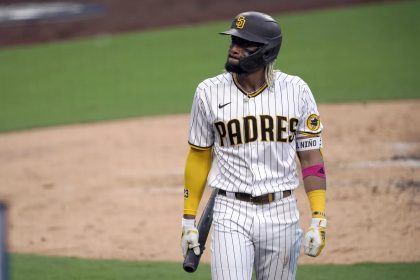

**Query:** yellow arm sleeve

left=307, top=189, right=326, bottom=218
left=183, top=147, right=212, bottom=216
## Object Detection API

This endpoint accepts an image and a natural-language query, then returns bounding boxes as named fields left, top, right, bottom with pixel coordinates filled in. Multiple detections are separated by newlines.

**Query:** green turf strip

left=9, top=254, right=420, bottom=280
left=0, top=1, right=419, bottom=132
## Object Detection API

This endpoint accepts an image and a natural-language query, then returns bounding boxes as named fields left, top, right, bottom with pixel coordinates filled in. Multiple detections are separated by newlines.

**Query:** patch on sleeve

left=306, top=114, right=321, bottom=131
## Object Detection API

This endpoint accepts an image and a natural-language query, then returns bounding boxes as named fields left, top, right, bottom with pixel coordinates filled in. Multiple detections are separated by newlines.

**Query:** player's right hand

left=181, top=218, right=200, bottom=258
left=304, top=217, right=327, bottom=257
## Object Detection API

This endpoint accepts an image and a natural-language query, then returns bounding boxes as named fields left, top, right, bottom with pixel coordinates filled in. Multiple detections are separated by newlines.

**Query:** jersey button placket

left=244, top=96, right=257, bottom=187
left=250, top=94, right=255, bottom=158
left=243, top=97, right=249, bottom=113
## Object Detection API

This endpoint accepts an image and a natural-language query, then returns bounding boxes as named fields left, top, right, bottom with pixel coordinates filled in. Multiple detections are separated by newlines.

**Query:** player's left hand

left=304, top=217, right=326, bottom=257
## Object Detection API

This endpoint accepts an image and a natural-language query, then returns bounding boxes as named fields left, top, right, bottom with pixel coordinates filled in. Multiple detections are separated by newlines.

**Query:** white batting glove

left=181, top=218, right=200, bottom=258
left=304, top=218, right=327, bottom=257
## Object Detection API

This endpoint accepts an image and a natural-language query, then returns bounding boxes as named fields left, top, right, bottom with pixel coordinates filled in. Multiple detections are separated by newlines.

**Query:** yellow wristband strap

left=183, top=147, right=212, bottom=216
left=307, top=189, right=326, bottom=218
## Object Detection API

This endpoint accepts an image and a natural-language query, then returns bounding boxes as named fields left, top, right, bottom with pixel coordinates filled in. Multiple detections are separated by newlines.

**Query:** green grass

left=279, top=0, right=420, bottom=102
left=11, top=254, right=211, bottom=280
left=0, top=0, right=419, bottom=132
left=9, top=254, right=420, bottom=280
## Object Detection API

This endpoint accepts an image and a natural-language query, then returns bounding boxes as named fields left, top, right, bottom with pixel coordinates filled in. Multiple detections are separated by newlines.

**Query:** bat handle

left=183, top=248, right=202, bottom=273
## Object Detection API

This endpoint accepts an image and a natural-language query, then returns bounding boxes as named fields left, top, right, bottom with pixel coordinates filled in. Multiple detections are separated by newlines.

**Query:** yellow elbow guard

left=307, top=189, right=326, bottom=218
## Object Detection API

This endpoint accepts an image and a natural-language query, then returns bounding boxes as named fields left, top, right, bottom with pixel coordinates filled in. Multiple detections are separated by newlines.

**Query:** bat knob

left=183, top=264, right=197, bottom=273
left=183, top=247, right=203, bottom=273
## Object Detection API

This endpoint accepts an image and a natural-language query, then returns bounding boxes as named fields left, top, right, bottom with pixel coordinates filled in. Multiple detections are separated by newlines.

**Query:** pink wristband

left=302, top=164, right=326, bottom=179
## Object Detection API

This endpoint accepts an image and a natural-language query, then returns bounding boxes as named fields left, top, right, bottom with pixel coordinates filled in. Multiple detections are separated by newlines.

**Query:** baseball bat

left=183, top=188, right=218, bottom=273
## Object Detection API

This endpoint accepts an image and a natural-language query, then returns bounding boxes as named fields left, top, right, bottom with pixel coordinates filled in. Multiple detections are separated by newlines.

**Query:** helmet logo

left=235, top=16, right=246, bottom=29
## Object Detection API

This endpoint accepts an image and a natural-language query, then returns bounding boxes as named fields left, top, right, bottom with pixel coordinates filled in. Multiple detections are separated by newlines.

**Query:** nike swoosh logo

left=218, top=102, right=231, bottom=109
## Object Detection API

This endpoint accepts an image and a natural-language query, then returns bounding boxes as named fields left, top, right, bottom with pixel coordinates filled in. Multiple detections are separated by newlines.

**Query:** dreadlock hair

left=264, top=60, right=277, bottom=89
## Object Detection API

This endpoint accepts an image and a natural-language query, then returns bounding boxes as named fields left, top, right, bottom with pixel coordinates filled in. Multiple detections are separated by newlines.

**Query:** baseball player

left=181, top=11, right=327, bottom=280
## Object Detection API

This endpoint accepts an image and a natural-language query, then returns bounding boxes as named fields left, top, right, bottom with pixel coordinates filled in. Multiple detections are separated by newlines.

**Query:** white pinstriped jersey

left=188, top=71, right=323, bottom=196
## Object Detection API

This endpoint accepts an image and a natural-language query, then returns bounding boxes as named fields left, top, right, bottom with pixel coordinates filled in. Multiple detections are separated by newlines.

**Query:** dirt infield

left=0, top=100, right=419, bottom=264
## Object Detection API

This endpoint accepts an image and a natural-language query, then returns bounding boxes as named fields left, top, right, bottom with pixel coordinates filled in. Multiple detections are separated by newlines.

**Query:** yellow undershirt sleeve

left=307, top=189, right=326, bottom=218
left=183, top=147, right=212, bottom=216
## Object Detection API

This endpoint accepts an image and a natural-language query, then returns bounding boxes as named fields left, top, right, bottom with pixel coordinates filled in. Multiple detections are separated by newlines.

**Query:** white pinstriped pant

left=211, top=192, right=303, bottom=280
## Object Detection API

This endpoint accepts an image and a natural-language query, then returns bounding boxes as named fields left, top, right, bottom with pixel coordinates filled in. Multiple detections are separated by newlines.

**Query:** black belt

left=218, top=189, right=291, bottom=204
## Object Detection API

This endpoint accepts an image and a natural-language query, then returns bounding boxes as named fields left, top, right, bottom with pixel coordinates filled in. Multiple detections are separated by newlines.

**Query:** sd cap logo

left=236, top=16, right=246, bottom=29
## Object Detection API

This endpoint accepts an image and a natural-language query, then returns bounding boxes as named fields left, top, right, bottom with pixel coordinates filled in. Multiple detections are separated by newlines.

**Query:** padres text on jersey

left=188, top=71, right=323, bottom=196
